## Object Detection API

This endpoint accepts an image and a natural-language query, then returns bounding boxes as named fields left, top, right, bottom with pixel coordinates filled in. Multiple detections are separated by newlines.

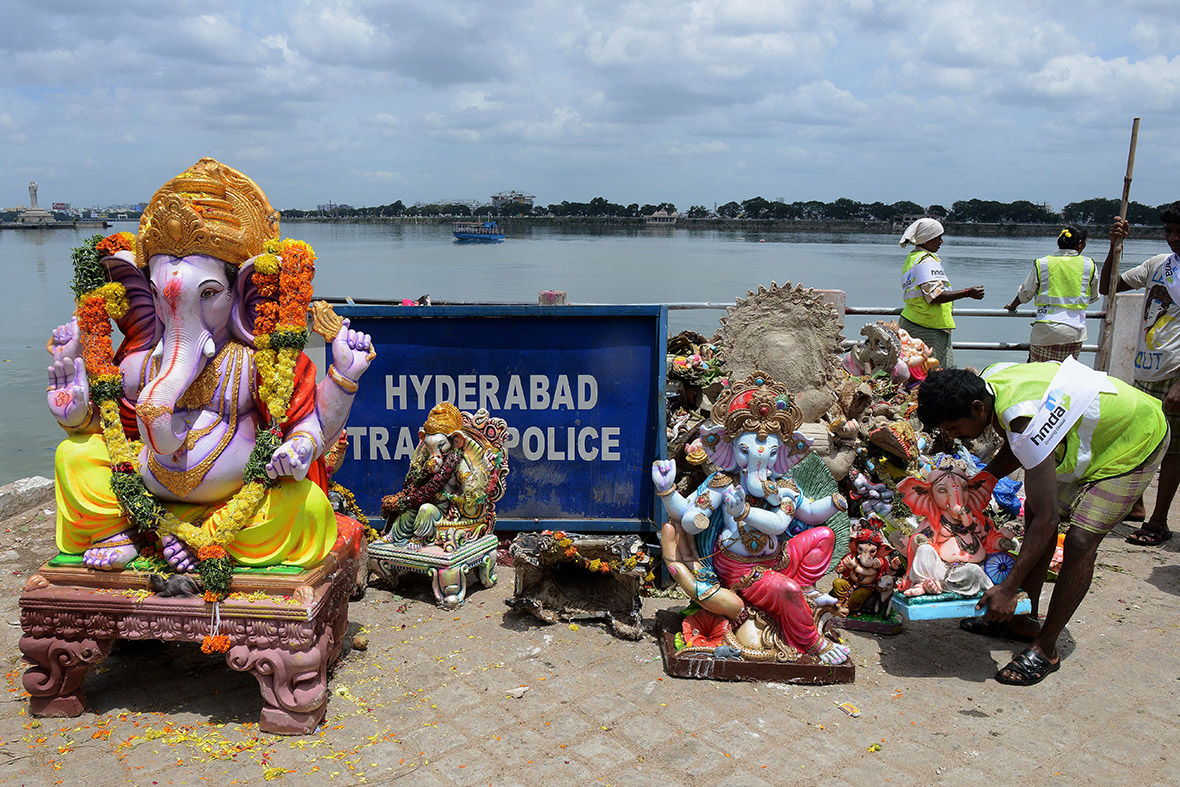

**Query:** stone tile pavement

left=0, top=487, right=1176, bottom=786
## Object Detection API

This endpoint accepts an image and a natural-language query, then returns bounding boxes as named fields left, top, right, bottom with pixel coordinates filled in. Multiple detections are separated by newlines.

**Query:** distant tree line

left=279, top=195, right=1168, bottom=225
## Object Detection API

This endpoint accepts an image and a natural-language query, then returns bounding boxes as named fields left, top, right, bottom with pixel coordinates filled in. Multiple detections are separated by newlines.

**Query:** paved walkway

left=0, top=487, right=1176, bottom=786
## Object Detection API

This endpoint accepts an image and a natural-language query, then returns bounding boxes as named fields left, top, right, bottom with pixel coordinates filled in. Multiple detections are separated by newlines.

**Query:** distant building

left=491, top=191, right=535, bottom=210
left=644, top=209, right=678, bottom=227
left=893, top=213, right=929, bottom=231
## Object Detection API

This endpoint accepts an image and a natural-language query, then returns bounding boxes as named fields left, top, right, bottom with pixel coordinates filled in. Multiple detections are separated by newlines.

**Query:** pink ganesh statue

left=652, top=371, right=851, bottom=665
left=45, top=158, right=375, bottom=576
left=896, top=456, right=1017, bottom=598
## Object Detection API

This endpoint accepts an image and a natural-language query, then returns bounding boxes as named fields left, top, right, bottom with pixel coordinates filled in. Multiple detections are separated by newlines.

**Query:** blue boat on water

left=453, top=220, right=505, bottom=242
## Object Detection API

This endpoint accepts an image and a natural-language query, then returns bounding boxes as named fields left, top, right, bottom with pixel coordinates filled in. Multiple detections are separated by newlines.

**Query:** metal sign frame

left=330, top=303, right=667, bottom=533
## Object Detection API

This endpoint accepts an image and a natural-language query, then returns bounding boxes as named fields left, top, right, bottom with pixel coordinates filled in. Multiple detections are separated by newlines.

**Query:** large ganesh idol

left=652, top=371, right=851, bottom=668
left=45, top=158, right=374, bottom=594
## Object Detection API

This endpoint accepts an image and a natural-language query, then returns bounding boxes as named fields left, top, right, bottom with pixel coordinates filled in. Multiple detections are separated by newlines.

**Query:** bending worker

left=899, top=218, right=985, bottom=367
left=916, top=360, right=1167, bottom=686
left=1004, top=226, right=1099, bottom=362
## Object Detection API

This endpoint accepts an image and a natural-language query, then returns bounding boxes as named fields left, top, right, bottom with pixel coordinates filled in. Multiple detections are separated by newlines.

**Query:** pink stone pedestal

left=18, top=521, right=362, bottom=735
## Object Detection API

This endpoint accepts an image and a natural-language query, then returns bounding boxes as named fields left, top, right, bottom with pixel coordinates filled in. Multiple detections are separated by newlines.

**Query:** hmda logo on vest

left=1029, top=390, right=1070, bottom=447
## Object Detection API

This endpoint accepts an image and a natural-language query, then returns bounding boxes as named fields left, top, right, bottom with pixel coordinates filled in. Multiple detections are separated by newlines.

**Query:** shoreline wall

left=282, top=215, right=1166, bottom=240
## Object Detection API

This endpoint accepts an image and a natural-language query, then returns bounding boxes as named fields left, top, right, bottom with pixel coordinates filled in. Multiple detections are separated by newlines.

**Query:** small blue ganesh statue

left=653, top=371, right=853, bottom=671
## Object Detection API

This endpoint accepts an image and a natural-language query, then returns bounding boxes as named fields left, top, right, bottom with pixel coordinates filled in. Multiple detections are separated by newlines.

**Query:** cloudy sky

left=4, top=0, right=1179, bottom=211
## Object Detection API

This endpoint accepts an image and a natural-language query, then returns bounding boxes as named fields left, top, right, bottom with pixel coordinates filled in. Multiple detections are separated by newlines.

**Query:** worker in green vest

left=916, top=360, right=1167, bottom=685
left=899, top=218, right=986, bottom=367
left=1005, top=226, right=1099, bottom=362
left=1103, top=204, right=1180, bottom=546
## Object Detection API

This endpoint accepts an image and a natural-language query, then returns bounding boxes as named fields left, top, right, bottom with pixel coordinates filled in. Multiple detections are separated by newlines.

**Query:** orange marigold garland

left=544, top=531, right=651, bottom=577
left=201, top=634, right=231, bottom=654
left=96, top=231, right=135, bottom=258
left=67, top=235, right=126, bottom=419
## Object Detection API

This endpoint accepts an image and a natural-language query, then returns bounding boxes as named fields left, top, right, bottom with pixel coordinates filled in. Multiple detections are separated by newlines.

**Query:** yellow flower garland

left=96, top=282, right=130, bottom=319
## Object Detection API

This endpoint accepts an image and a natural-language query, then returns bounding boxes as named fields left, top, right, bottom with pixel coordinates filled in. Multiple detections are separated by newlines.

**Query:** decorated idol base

left=19, top=515, right=365, bottom=735
left=369, top=533, right=499, bottom=609
left=890, top=591, right=1032, bottom=622
left=655, top=610, right=856, bottom=684
left=507, top=532, right=651, bottom=640
left=831, top=609, right=904, bottom=636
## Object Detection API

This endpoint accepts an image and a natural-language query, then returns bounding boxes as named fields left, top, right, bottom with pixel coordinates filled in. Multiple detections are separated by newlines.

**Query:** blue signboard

left=330, top=304, right=667, bottom=532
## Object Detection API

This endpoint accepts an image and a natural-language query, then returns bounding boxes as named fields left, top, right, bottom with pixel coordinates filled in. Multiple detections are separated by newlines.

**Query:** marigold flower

left=254, top=253, right=280, bottom=276
left=254, top=272, right=279, bottom=298
left=198, top=545, right=227, bottom=560
left=96, top=232, right=135, bottom=257
left=200, top=634, right=231, bottom=653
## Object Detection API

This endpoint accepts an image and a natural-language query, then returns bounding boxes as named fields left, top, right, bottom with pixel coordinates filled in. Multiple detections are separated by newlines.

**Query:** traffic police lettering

left=348, top=373, right=621, bottom=462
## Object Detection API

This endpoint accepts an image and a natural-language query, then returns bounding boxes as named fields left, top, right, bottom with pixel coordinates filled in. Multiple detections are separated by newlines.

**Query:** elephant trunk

left=742, top=465, right=771, bottom=500
left=137, top=327, right=216, bottom=456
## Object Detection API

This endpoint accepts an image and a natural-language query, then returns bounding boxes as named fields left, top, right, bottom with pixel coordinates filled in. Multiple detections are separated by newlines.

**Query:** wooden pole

left=1096, top=117, right=1140, bottom=371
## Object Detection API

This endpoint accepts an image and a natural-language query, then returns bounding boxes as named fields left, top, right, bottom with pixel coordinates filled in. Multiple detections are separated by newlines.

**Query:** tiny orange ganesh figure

left=831, top=520, right=903, bottom=616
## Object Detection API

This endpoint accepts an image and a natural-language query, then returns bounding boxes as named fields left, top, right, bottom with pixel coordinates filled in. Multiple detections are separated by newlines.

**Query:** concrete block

left=0, top=476, right=53, bottom=521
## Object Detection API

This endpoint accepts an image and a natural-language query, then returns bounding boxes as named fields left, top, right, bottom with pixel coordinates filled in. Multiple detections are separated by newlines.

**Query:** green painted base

left=47, top=552, right=304, bottom=575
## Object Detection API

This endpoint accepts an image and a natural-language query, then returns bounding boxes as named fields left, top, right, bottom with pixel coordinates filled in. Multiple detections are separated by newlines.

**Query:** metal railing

left=323, top=297, right=1104, bottom=355
left=842, top=306, right=1106, bottom=354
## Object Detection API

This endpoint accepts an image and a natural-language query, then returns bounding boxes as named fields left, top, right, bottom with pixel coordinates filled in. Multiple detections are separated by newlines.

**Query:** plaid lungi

left=1028, top=342, right=1083, bottom=363
left=1058, top=430, right=1168, bottom=535
left=898, top=316, right=953, bottom=367
left=1132, top=376, right=1180, bottom=454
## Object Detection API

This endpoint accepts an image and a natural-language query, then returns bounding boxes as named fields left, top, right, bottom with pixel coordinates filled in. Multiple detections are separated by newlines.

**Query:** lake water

left=1, top=220, right=1160, bottom=485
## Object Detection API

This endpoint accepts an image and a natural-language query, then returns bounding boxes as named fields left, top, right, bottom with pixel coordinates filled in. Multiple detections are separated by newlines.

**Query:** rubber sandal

left=1126, top=528, right=1173, bottom=547
left=959, top=617, right=1035, bottom=643
left=995, top=648, right=1060, bottom=686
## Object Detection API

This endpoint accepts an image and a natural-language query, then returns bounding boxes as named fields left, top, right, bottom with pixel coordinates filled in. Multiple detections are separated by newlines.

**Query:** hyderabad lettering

left=384, top=374, right=598, bottom=412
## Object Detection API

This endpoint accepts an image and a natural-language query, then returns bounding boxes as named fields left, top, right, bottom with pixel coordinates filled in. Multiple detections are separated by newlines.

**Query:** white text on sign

left=348, top=426, right=621, bottom=462
left=385, top=374, right=599, bottom=412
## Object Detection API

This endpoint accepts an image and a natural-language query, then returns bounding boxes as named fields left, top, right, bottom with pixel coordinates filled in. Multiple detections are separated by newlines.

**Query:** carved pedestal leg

left=351, top=540, right=369, bottom=601
left=225, top=629, right=332, bottom=735
left=20, top=635, right=113, bottom=717
left=431, top=566, right=467, bottom=608
left=371, top=559, right=400, bottom=592
left=479, top=553, right=497, bottom=588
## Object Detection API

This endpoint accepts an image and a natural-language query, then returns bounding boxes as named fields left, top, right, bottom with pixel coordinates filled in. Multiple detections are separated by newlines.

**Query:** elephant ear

left=699, top=423, right=736, bottom=471
left=772, top=430, right=813, bottom=475
left=230, top=260, right=263, bottom=347
left=963, top=473, right=995, bottom=520
left=102, top=251, right=160, bottom=363
left=897, top=476, right=936, bottom=522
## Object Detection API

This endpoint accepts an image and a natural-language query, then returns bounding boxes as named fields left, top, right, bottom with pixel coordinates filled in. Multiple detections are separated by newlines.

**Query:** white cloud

left=1027, top=54, right=1180, bottom=110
